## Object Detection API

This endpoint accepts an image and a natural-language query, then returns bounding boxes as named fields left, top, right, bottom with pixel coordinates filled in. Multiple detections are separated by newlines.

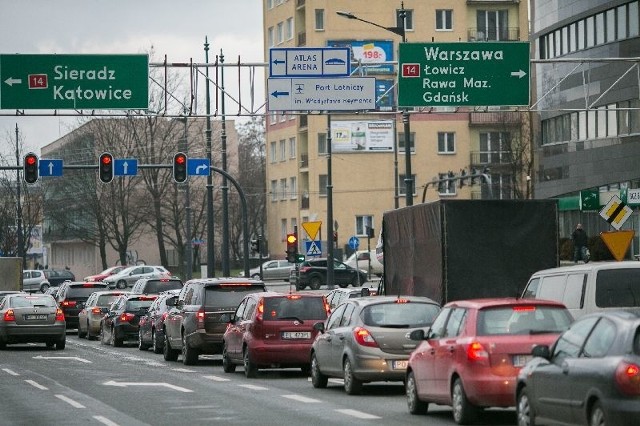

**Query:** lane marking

left=33, top=355, right=92, bottom=363
left=93, top=416, right=119, bottom=426
left=56, top=394, right=86, bottom=408
left=307, top=377, right=343, bottom=384
left=172, top=368, right=196, bottom=373
left=335, top=409, right=381, bottom=419
left=103, top=380, right=193, bottom=393
left=2, top=368, right=19, bottom=376
left=237, top=384, right=268, bottom=391
left=281, top=394, right=322, bottom=403
left=25, top=379, right=48, bottom=390
left=202, top=375, right=231, bottom=382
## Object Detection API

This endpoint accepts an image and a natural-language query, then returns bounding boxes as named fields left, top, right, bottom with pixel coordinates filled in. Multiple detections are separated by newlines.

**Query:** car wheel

left=55, top=336, right=66, bottom=350
left=163, top=332, right=179, bottom=361
left=77, top=324, right=87, bottom=339
left=295, top=283, right=306, bottom=291
left=111, top=327, right=123, bottom=347
left=589, top=401, right=606, bottom=426
left=222, top=342, right=236, bottom=373
left=182, top=332, right=199, bottom=365
left=243, top=347, right=258, bottom=378
left=452, top=378, right=478, bottom=425
left=406, top=371, right=428, bottom=415
left=251, top=274, right=260, bottom=279
left=152, top=329, right=162, bottom=354
left=138, top=330, right=150, bottom=351
left=338, top=281, right=349, bottom=288
left=343, top=358, right=363, bottom=395
left=310, top=352, right=328, bottom=388
left=309, top=276, right=322, bottom=290
left=116, top=280, right=127, bottom=289
left=40, top=283, right=50, bottom=293
left=517, top=387, right=535, bottom=426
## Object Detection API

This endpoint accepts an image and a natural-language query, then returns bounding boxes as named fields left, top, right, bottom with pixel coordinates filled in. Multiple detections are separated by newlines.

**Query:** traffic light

left=250, top=238, right=260, bottom=254
left=286, top=233, right=298, bottom=263
left=23, top=153, right=39, bottom=184
left=173, top=152, right=188, bottom=183
left=98, top=152, right=114, bottom=183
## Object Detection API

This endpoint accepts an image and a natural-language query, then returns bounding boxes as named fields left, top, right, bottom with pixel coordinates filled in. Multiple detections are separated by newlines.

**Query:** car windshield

left=204, top=286, right=263, bottom=309
left=67, top=286, right=107, bottom=298
left=477, top=305, right=573, bottom=336
left=263, top=296, right=327, bottom=320
left=142, top=280, right=182, bottom=293
left=10, top=295, right=56, bottom=308
left=362, top=302, right=440, bottom=328
left=125, top=299, right=155, bottom=311
left=97, top=294, right=122, bottom=307
left=595, top=269, right=640, bottom=307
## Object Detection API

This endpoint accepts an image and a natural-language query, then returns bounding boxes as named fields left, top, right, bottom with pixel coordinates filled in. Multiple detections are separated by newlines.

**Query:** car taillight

left=3, top=309, right=15, bottom=322
left=55, top=308, right=65, bottom=322
left=61, top=300, right=76, bottom=307
left=91, top=307, right=102, bottom=315
left=615, top=361, right=640, bottom=395
left=467, top=341, right=489, bottom=363
left=323, top=298, right=331, bottom=316
left=196, top=308, right=205, bottom=328
left=512, top=306, right=536, bottom=312
left=299, top=266, right=311, bottom=273
left=256, top=299, right=264, bottom=322
left=353, top=327, right=378, bottom=347
left=161, top=312, right=168, bottom=322
left=119, top=313, right=135, bottom=322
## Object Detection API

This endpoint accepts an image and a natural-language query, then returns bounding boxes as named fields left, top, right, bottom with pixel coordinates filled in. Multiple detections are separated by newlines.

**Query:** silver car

left=0, top=293, right=66, bottom=349
left=22, top=270, right=51, bottom=293
left=103, top=265, right=170, bottom=289
left=310, top=296, right=440, bottom=394
left=239, top=260, right=294, bottom=281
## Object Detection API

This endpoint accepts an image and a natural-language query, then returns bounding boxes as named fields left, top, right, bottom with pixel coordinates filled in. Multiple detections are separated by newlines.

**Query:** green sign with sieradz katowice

left=398, top=42, right=530, bottom=107
left=0, top=54, right=148, bottom=110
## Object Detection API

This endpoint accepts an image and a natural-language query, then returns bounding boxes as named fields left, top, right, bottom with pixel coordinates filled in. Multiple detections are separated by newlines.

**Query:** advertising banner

left=331, top=120, right=395, bottom=152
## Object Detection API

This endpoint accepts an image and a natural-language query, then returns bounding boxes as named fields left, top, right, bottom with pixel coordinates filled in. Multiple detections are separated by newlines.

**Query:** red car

left=405, top=298, right=573, bottom=425
left=83, top=266, right=126, bottom=282
left=222, top=292, right=329, bottom=377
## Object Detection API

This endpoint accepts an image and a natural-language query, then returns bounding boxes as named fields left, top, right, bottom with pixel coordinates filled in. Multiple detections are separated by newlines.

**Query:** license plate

left=513, top=355, right=532, bottom=367
left=282, top=331, right=311, bottom=339
left=25, top=314, right=47, bottom=320
left=392, top=360, right=408, bottom=370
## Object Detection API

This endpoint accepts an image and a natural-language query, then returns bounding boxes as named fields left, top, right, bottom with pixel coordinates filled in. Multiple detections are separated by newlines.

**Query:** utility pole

left=204, top=37, right=215, bottom=278
left=220, top=50, right=230, bottom=277
left=181, top=111, right=193, bottom=280
left=15, top=124, right=24, bottom=263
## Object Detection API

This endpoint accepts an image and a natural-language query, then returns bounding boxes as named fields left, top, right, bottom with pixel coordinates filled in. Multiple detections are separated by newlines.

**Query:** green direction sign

left=0, top=54, right=148, bottom=110
left=398, top=42, right=530, bottom=107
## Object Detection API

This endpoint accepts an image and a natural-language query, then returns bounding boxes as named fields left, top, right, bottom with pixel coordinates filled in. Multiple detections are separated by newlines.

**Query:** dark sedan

left=137, top=289, right=180, bottom=353
left=0, top=293, right=66, bottom=349
left=516, top=310, right=640, bottom=426
left=291, top=258, right=368, bottom=290
left=100, top=294, right=157, bottom=347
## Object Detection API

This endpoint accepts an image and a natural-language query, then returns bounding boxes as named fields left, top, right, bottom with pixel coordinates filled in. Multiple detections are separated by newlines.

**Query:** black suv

left=290, top=258, right=368, bottom=290
left=163, top=278, right=266, bottom=365
left=130, top=277, right=183, bottom=295
left=56, top=281, right=108, bottom=328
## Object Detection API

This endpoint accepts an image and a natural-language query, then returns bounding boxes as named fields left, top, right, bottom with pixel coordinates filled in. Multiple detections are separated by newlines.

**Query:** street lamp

left=337, top=4, right=413, bottom=206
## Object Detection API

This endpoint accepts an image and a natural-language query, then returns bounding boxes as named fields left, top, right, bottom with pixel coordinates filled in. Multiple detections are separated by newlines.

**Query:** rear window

left=362, top=302, right=440, bottom=328
left=205, top=285, right=265, bottom=309
left=595, top=268, right=640, bottom=308
left=263, top=296, right=327, bottom=320
left=477, top=305, right=573, bottom=336
left=66, top=285, right=108, bottom=298
left=141, top=280, right=183, bottom=294
left=125, top=298, right=155, bottom=311
left=96, top=294, right=122, bottom=307
left=10, top=295, right=57, bottom=308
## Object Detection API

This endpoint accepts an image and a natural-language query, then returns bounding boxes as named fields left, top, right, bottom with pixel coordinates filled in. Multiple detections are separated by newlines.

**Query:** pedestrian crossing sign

left=305, top=240, right=322, bottom=257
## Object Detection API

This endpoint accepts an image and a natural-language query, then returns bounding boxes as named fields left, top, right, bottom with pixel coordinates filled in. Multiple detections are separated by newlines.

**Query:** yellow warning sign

left=302, top=221, right=322, bottom=240
left=600, top=230, right=635, bottom=261
left=599, top=195, right=633, bottom=230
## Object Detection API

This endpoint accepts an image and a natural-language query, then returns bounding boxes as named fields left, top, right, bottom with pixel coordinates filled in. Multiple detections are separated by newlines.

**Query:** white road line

left=172, top=368, right=197, bottom=373
left=237, top=384, right=268, bottom=391
left=202, top=375, right=231, bottom=382
left=55, top=394, right=86, bottom=408
left=306, top=377, right=343, bottom=384
left=281, top=394, right=321, bottom=403
left=2, top=368, right=19, bottom=376
left=335, top=409, right=381, bottom=420
left=25, top=380, right=48, bottom=390
left=93, top=416, right=120, bottom=426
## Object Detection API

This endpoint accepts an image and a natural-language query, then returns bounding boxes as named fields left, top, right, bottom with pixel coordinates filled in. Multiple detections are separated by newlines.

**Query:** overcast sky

left=0, top=0, right=264, bottom=155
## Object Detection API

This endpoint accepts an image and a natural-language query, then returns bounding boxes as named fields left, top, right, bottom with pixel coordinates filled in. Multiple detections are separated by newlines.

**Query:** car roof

left=90, top=290, right=129, bottom=296
left=249, top=291, right=325, bottom=299
left=530, top=261, right=640, bottom=276
left=64, top=281, right=108, bottom=287
left=345, top=295, right=438, bottom=307
left=186, top=277, right=265, bottom=286
left=444, top=297, right=567, bottom=309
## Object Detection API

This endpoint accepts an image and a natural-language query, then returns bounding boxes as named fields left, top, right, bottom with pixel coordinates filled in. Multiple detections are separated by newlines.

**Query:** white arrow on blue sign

left=114, top=159, right=138, bottom=176
left=187, top=158, right=210, bottom=176
left=348, top=236, right=360, bottom=250
left=39, top=159, right=63, bottom=177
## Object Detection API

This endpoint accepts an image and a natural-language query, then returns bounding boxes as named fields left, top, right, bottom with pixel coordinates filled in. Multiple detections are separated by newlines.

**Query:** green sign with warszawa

left=0, top=54, right=149, bottom=110
left=398, top=42, right=530, bottom=107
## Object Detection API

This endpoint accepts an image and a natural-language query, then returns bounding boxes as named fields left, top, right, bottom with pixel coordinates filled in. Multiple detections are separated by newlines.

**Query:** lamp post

left=337, top=3, right=413, bottom=206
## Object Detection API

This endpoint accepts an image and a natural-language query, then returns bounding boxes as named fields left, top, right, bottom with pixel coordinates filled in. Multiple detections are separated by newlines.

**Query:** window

left=289, top=177, right=297, bottom=199
left=270, top=180, right=278, bottom=202
left=583, top=318, right=616, bottom=358
left=397, top=9, right=414, bottom=31
left=586, top=15, right=595, bottom=48
left=317, top=132, right=327, bottom=154
left=445, top=308, right=466, bottom=337
left=277, top=22, right=284, bottom=44
left=290, top=218, right=297, bottom=234
left=438, top=132, right=455, bottom=154
left=289, top=137, right=296, bottom=158
left=285, top=17, right=293, bottom=40
left=267, top=27, right=274, bottom=47
left=279, top=139, right=286, bottom=161
left=553, top=317, right=599, bottom=360
left=269, top=141, right=276, bottom=163
left=595, top=12, right=605, bottom=46
left=438, top=172, right=456, bottom=196
left=479, top=132, right=510, bottom=164
left=280, top=219, right=287, bottom=241
left=631, top=1, right=640, bottom=37
left=279, top=178, right=287, bottom=200
left=355, top=216, right=374, bottom=237
left=477, top=10, right=508, bottom=41
left=436, top=9, right=453, bottom=31
left=618, top=5, right=628, bottom=39
left=315, top=9, right=324, bottom=31
left=569, top=23, right=577, bottom=52
left=318, top=174, right=327, bottom=196
left=398, top=174, right=417, bottom=196
left=398, top=132, right=415, bottom=153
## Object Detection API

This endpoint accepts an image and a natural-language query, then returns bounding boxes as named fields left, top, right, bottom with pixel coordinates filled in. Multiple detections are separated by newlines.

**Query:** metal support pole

left=403, top=110, right=413, bottom=206
left=204, top=37, right=215, bottom=278
left=181, top=113, right=193, bottom=280
left=220, top=50, right=230, bottom=277
left=15, top=124, right=23, bottom=263
left=326, top=114, right=335, bottom=289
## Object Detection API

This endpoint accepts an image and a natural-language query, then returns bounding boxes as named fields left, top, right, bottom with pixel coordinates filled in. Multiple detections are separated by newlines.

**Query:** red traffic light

left=101, top=155, right=112, bottom=165
left=98, top=152, right=114, bottom=183
left=175, top=154, right=186, bottom=165
left=173, top=152, right=188, bottom=183
left=25, top=155, right=37, bottom=166
left=23, top=153, right=39, bottom=184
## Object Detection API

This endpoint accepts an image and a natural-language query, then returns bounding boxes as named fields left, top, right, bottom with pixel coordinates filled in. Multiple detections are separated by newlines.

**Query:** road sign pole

left=326, top=114, right=335, bottom=290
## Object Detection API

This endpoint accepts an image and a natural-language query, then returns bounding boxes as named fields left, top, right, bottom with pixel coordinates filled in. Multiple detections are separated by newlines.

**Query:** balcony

left=297, top=31, right=306, bottom=46
left=298, top=114, right=307, bottom=129
left=470, top=151, right=514, bottom=167
left=469, top=111, right=522, bottom=126
left=300, top=153, right=308, bottom=168
left=467, top=27, right=521, bottom=41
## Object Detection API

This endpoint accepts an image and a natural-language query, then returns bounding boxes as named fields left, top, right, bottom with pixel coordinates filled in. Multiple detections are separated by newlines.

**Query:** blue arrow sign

left=348, top=236, right=360, bottom=250
left=39, top=159, right=63, bottom=177
left=187, top=158, right=210, bottom=176
left=114, top=159, right=138, bottom=176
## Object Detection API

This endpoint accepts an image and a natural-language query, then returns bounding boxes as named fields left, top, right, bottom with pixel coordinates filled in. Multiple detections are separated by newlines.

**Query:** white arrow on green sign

left=398, top=42, right=530, bottom=107
left=0, top=54, right=149, bottom=110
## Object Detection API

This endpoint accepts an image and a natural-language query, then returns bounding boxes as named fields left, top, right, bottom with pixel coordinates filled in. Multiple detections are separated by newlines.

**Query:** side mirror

left=219, top=313, right=235, bottom=323
left=408, top=329, right=426, bottom=341
left=165, top=297, right=177, bottom=307
left=532, top=344, right=551, bottom=360
left=313, top=322, right=325, bottom=333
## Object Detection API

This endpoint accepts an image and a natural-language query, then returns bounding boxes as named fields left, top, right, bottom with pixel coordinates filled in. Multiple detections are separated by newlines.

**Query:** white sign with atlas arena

left=267, top=77, right=376, bottom=111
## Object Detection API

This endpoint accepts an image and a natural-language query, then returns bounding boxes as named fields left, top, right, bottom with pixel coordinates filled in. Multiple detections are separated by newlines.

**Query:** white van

left=344, top=250, right=383, bottom=277
left=521, top=261, right=640, bottom=320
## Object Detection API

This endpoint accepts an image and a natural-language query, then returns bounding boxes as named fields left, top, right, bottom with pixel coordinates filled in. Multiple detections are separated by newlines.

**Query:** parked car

left=310, top=295, right=441, bottom=394
left=137, top=289, right=181, bottom=354
left=405, top=298, right=573, bottom=424
left=0, top=293, right=66, bottom=350
left=325, top=287, right=376, bottom=311
left=238, top=260, right=294, bottom=281
left=102, top=265, right=170, bottom=289
left=77, top=290, right=128, bottom=340
left=516, top=310, right=640, bottom=426
left=163, top=278, right=267, bottom=365
left=344, top=250, right=384, bottom=277
left=522, top=261, right=640, bottom=320
left=130, top=277, right=183, bottom=295
left=222, top=292, right=330, bottom=377
left=42, top=269, right=76, bottom=287
left=83, top=266, right=127, bottom=282
left=56, top=281, right=109, bottom=329
left=100, top=294, right=157, bottom=347
left=291, top=258, right=368, bottom=290
left=22, top=269, right=50, bottom=293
